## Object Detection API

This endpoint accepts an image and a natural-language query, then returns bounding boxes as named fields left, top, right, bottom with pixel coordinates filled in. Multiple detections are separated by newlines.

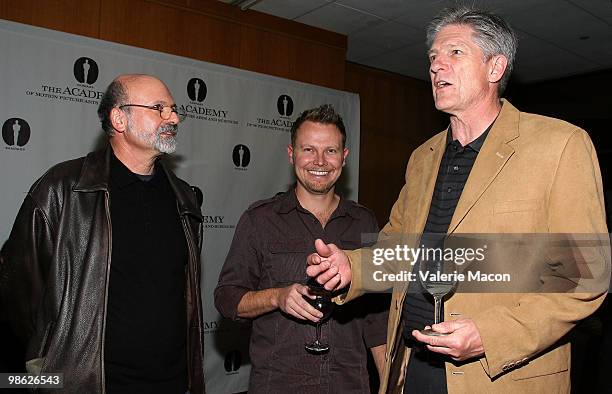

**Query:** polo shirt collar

left=110, top=150, right=162, bottom=190
left=446, top=121, right=494, bottom=152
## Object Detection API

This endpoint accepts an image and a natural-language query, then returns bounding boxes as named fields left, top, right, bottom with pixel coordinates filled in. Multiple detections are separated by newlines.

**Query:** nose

left=314, top=151, right=326, bottom=166
left=430, top=55, right=446, bottom=75
left=168, top=110, right=180, bottom=124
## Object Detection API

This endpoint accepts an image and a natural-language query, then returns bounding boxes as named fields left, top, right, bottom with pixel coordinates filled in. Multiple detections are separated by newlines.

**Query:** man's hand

left=306, top=239, right=352, bottom=291
left=412, top=319, right=484, bottom=361
left=275, top=284, right=323, bottom=322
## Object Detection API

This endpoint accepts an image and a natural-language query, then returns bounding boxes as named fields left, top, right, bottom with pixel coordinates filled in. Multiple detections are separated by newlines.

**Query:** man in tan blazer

left=306, top=5, right=610, bottom=394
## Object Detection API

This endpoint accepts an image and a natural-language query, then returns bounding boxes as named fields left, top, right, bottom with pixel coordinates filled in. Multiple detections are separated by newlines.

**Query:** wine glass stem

left=316, top=323, right=322, bottom=343
left=433, top=296, right=442, bottom=325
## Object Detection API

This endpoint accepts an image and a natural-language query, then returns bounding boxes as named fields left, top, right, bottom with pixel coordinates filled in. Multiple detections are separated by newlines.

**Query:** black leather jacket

left=0, top=147, right=205, bottom=393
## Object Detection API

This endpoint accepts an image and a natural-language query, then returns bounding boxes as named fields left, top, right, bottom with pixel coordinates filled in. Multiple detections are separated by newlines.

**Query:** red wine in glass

left=304, top=279, right=334, bottom=353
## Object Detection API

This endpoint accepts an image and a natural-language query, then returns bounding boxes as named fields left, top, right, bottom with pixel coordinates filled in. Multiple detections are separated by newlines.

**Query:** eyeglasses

left=119, top=104, right=186, bottom=122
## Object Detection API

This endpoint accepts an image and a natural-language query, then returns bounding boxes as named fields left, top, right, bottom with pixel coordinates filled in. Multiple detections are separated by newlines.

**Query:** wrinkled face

left=288, top=121, right=348, bottom=196
left=428, top=24, right=494, bottom=115
left=123, top=77, right=179, bottom=154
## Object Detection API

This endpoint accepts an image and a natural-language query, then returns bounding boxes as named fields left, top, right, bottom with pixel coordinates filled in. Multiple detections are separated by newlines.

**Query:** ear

left=342, top=147, right=349, bottom=166
left=110, top=107, right=128, bottom=133
left=488, top=55, right=508, bottom=84
left=287, top=144, right=294, bottom=165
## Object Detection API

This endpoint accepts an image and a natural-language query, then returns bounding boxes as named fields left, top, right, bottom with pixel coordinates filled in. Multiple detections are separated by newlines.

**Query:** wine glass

left=304, top=279, right=335, bottom=353
left=418, top=255, right=457, bottom=336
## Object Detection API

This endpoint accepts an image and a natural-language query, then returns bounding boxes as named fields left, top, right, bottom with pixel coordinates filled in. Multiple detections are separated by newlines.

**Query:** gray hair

left=97, top=79, right=129, bottom=137
left=426, top=5, right=518, bottom=95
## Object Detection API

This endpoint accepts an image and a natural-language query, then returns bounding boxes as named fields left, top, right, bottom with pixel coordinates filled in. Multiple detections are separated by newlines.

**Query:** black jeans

left=403, top=343, right=448, bottom=394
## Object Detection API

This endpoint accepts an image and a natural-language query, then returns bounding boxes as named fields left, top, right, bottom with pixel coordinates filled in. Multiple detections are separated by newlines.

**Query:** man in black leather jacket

left=0, top=74, right=205, bottom=394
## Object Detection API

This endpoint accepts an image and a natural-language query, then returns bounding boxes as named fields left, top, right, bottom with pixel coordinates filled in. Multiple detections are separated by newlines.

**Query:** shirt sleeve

left=214, top=210, right=262, bottom=321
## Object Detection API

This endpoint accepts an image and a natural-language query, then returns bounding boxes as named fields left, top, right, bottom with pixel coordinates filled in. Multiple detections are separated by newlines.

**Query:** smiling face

left=428, top=24, right=499, bottom=116
left=288, top=120, right=348, bottom=197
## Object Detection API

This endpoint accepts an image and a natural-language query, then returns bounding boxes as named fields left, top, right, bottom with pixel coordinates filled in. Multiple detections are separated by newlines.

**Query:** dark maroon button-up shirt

left=215, top=189, right=388, bottom=393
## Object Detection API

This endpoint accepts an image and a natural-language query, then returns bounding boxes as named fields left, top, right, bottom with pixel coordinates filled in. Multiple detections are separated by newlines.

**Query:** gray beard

left=153, top=132, right=177, bottom=154
left=129, top=122, right=178, bottom=154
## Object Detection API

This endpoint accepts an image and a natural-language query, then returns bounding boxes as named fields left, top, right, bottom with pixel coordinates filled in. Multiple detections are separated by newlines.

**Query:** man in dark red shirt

left=215, top=104, right=388, bottom=393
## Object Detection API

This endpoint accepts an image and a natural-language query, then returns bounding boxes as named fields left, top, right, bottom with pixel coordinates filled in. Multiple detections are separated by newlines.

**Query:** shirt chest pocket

left=265, top=240, right=312, bottom=285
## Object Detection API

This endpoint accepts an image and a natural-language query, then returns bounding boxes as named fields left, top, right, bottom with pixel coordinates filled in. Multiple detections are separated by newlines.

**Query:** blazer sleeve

left=341, top=153, right=417, bottom=304
left=473, top=128, right=611, bottom=378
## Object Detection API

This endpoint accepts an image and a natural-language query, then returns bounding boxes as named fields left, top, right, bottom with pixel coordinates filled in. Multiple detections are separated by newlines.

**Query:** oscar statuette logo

left=187, top=78, right=207, bottom=102
left=232, top=144, right=251, bottom=168
left=2, top=118, right=31, bottom=148
left=224, top=350, right=242, bottom=373
left=73, top=57, right=99, bottom=85
left=277, top=94, right=294, bottom=117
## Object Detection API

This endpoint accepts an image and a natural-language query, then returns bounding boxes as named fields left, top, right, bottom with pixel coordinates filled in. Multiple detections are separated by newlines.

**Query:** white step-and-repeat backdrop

left=0, top=19, right=360, bottom=393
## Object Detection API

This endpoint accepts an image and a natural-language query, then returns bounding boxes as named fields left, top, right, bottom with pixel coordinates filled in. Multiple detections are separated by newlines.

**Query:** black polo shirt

left=104, top=153, right=188, bottom=394
left=401, top=124, right=491, bottom=393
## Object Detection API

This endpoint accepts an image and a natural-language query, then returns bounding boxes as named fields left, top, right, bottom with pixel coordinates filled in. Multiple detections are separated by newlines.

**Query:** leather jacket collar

left=74, top=146, right=202, bottom=219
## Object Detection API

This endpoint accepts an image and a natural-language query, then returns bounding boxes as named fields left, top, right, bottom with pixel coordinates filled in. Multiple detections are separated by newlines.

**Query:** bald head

left=115, top=74, right=169, bottom=95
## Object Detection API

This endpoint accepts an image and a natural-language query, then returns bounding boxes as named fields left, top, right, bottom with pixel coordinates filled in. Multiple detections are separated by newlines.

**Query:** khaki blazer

left=343, top=100, right=610, bottom=393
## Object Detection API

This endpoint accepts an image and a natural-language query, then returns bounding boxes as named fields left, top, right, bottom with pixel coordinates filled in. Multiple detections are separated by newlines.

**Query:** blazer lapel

left=448, top=100, right=520, bottom=234
left=414, top=133, right=447, bottom=234
left=392, top=133, right=446, bottom=298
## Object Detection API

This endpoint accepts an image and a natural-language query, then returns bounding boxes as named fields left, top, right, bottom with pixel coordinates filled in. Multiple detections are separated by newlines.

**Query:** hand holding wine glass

left=418, top=255, right=458, bottom=336
left=274, top=283, right=323, bottom=322
left=303, top=278, right=335, bottom=353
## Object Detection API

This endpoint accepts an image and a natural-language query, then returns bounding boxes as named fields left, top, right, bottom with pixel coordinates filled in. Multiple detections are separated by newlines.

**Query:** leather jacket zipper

left=100, top=190, right=112, bottom=394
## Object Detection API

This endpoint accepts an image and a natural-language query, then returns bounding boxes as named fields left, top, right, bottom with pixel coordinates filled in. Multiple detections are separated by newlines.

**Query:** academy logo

left=246, top=95, right=296, bottom=133
left=203, top=214, right=236, bottom=230
left=25, top=57, right=104, bottom=106
left=181, top=77, right=238, bottom=125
